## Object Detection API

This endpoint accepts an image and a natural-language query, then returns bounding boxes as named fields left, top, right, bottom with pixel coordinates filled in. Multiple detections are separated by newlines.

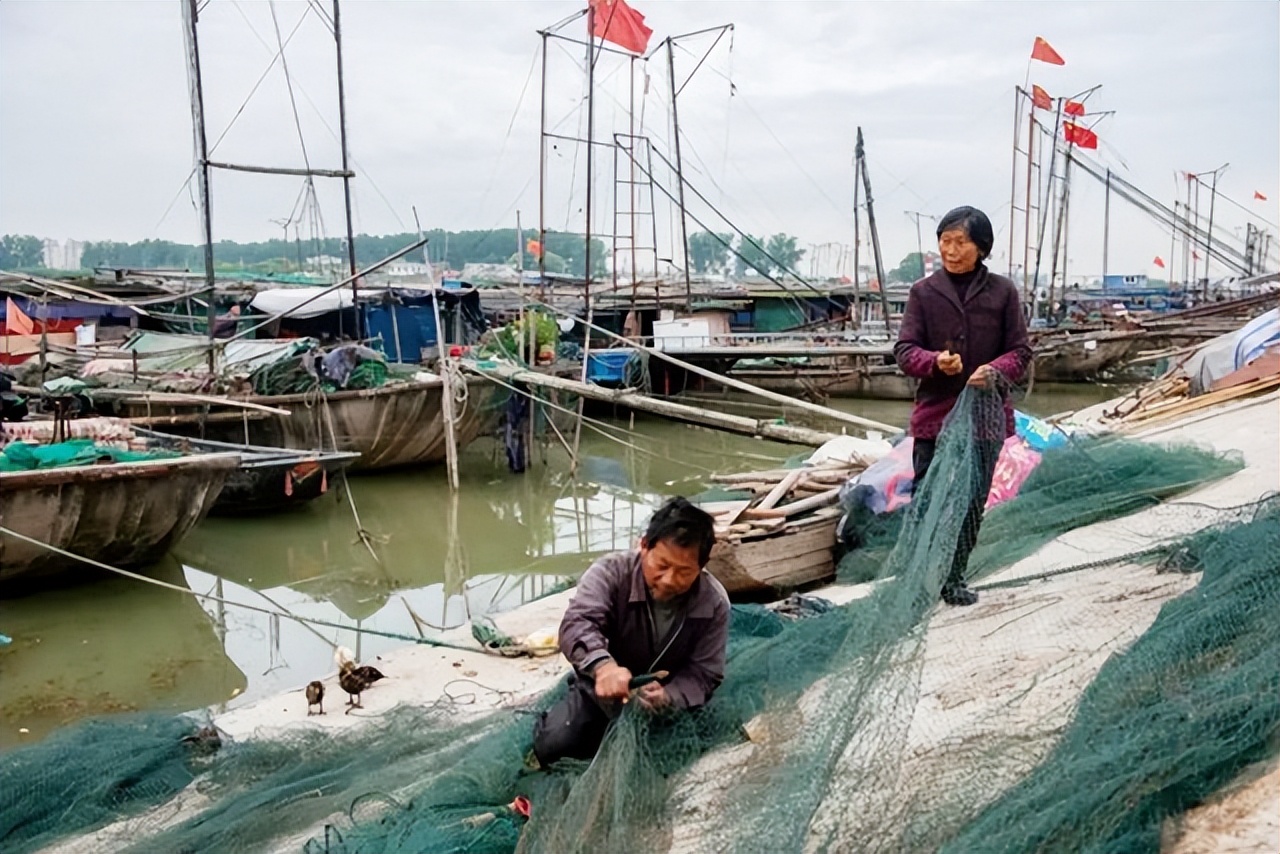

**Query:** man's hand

left=967, top=364, right=997, bottom=388
left=936, top=350, right=963, bottom=376
left=593, top=660, right=634, bottom=702
left=635, top=682, right=670, bottom=712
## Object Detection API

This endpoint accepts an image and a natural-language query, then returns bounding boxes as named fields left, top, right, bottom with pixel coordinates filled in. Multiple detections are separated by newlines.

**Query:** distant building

left=41, top=238, right=85, bottom=270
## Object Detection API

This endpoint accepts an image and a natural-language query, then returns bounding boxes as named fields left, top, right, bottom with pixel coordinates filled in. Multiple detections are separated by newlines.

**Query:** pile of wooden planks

left=704, top=460, right=865, bottom=543
left=1104, top=350, right=1280, bottom=430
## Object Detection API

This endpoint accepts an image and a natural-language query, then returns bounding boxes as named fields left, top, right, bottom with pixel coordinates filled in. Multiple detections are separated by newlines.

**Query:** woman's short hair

left=936, top=206, right=994, bottom=260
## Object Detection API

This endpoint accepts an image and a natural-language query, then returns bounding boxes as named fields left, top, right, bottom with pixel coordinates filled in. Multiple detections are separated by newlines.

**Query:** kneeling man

left=532, top=497, right=730, bottom=766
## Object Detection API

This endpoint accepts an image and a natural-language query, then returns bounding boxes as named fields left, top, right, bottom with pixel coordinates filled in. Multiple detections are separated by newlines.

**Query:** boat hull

left=705, top=521, right=838, bottom=599
left=117, top=378, right=496, bottom=472
left=1032, top=337, right=1136, bottom=382
left=0, top=454, right=237, bottom=587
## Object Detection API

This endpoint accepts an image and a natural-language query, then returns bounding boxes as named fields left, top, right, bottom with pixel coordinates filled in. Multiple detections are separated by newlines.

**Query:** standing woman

left=893, top=206, right=1032, bottom=605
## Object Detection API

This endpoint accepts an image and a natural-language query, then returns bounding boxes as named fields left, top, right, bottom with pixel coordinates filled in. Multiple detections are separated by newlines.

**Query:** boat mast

left=181, top=0, right=217, bottom=372
left=667, top=37, right=693, bottom=311
left=332, top=0, right=361, bottom=340
left=855, top=127, right=892, bottom=334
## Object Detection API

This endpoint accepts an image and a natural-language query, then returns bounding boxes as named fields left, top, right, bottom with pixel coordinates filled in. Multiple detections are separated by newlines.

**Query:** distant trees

left=687, top=231, right=733, bottom=275
left=887, top=252, right=926, bottom=284
left=733, top=233, right=805, bottom=278
left=34, top=229, right=608, bottom=278
left=0, top=234, right=44, bottom=268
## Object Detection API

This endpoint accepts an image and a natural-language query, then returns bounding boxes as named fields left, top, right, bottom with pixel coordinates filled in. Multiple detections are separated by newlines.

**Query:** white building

left=41, top=238, right=86, bottom=270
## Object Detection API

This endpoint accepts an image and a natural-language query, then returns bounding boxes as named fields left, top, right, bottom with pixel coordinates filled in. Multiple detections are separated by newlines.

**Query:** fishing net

left=836, top=431, right=1243, bottom=584
left=3, top=388, right=1274, bottom=854
left=0, top=438, right=180, bottom=472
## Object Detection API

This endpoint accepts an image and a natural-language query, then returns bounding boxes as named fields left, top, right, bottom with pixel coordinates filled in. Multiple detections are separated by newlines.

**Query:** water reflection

left=0, top=557, right=245, bottom=749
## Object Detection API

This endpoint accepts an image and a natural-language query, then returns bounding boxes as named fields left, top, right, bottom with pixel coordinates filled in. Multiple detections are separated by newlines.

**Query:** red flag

left=1031, top=37, right=1065, bottom=65
left=1063, top=122, right=1098, bottom=149
left=4, top=297, right=35, bottom=335
left=1063, top=99, right=1085, bottom=117
left=1153, top=256, right=1166, bottom=269
left=589, top=0, right=652, bottom=55
left=1031, top=84, right=1053, bottom=110
left=1255, top=191, right=1268, bottom=201
left=1192, top=251, right=1201, bottom=261
left=526, top=238, right=543, bottom=259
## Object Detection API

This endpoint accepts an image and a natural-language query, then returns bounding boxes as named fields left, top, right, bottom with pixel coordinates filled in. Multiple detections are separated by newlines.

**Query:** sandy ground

left=43, top=392, right=1280, bottom=854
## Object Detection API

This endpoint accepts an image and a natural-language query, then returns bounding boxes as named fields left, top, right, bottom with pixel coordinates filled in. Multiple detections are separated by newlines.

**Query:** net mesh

left=3, top=388, right=1275, bottom=854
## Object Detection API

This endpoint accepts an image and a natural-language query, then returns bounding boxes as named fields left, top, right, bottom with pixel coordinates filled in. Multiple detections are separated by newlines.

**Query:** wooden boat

left=113, top=376, right=497, bottom=472
left=729, top=362, right=917, bottom=401
left=0, top=452, right=238, bottom=587
left=705, top=512, right=841, bottom=599
left=699, top=453, right=876, bottom=599
left=133, top=428, right=360, bottom=514
left=1031, top=331, right=1140, bottom=382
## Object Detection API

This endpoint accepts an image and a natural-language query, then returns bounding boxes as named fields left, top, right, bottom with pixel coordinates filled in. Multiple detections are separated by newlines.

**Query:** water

left=0, top=384, right=1119, bottom=747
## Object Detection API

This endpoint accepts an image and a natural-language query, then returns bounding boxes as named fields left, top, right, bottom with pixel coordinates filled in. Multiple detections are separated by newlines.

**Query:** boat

left=705, top=512, right=841, bottom=598
left=133, top=428, right=360, bottom=513
left=0, top=443, right=238, bottom=587
left=698, top=444, right=882, bottom=599
left=113, top=375, right=496, bottom=472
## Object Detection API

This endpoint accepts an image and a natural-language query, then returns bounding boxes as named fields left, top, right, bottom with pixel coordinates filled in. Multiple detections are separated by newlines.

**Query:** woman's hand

left=967, top=364, right=997, bottom=388
left=936, top=350, right=963, bottom=376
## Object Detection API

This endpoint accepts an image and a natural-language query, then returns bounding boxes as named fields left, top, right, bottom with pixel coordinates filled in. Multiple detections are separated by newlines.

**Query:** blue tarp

left=364, top=303, right=438, bottom=363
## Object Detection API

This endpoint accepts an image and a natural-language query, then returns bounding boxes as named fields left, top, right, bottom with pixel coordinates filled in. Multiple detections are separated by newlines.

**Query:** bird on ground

left=305, top=680, right=325, bottom=715
left=334, top=646, right=386, bottom=713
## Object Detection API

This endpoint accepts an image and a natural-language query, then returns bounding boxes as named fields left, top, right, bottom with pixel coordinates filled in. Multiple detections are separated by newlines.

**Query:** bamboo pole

left=467, top=362, right=839, bottom=447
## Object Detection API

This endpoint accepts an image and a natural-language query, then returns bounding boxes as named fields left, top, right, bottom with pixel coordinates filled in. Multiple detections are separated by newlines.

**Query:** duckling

left=334, top=646, right=385, bottom=712
left=305, top=680, right=325, bottom=716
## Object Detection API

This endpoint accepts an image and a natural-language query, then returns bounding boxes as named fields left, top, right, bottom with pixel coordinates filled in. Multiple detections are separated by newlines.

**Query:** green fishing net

left=2, top=388, right=1274, bottom=854
left=0, top=439, right=180, bottom=472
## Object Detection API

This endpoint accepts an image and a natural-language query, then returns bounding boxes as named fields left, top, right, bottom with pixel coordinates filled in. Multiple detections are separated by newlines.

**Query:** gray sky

left=2, top=1, right=1276, bottom=279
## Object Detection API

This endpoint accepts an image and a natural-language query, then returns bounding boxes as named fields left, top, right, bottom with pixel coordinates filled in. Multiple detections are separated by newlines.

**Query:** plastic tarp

left=118, top=332, right=312, bottom=374
left=1233, top=307, right=1279, bottom=368
left=250, top=287, right=354, bottom=319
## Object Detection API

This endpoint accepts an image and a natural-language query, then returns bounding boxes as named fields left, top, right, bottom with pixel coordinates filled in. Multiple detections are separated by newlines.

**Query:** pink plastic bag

left=985, top=437, right=1042, bottom=510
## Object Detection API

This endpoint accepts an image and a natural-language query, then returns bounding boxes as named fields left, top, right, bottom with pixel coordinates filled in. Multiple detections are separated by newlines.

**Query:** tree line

left=0, top=229, right=610, bottom=278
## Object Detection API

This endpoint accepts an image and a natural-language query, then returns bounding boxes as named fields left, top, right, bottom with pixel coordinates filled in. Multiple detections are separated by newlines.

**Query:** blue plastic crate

left=586, top=349, right=637, bottom=385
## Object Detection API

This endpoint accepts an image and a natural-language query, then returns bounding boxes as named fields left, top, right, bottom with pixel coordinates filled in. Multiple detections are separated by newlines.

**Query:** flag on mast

left=1063, top=122, right=1098, bottom=149
left=589, top=0, right=652, bottom=55
left=1031, top=37, right=1065, bottom=65
left=1255, top=191, right=1269, bottom=201
left=1031, top=84, right=1053, bottom=110
left=1153, top=256, right=1166, bottom=269
left=1063, top=99, right=1085, bottom=116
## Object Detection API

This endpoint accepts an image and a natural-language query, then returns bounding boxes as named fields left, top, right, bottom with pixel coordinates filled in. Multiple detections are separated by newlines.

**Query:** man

left=531, top=497, right=730, bottom=767
left=893, top=206, right=1032, bottom=606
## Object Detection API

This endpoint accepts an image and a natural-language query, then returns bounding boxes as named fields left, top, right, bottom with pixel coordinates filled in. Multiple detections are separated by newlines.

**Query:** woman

left=893, top=206, right=1032, bottom=605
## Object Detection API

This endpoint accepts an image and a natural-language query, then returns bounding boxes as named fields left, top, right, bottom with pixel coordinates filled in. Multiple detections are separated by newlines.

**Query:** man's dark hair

left=642, top=497, right=717, bottom=566
left=936, top=206, right=994, bottom=260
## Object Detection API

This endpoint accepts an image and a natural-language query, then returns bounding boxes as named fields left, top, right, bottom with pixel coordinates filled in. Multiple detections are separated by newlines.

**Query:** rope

left=0, top=524, right=479, bottom=654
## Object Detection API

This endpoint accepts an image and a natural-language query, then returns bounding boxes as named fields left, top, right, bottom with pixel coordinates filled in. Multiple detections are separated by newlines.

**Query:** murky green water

left=0, top=384, right=1121, bottom=748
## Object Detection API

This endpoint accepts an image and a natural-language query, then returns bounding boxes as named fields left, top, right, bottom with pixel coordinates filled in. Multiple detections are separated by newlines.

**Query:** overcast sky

left=2, top=0, right=1276, bottom=280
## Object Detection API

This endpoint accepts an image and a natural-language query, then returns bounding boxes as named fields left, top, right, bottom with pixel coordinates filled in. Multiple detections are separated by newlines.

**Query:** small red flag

left=1063, top=99, right=1085, bottom=117
left=589, top=0, right=652, bottom=55
left=1255, top=191, right=1268, bottom=201
left=1153, top=256, right=1166, bottom=269
left=1063, top=122, right=1098, bottom=150
left=4, top=297, right=35, bottom=336
left=1031, top=84, right=1053, bottom=110
left=1192, top=251, right=1201, bottom=261
left=1031, top=37, right=1065, bottom=65
left=526, top=238, right=543, bottom=259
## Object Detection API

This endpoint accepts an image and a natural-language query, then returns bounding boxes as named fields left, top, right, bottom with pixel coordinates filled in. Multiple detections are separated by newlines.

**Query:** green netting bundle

left=943, top=495, right=1280, bottom=853
left=837, top=433, right=1244, bottom=584
left=0, top=715, right=218, bottom=854
left=0, top=439, right=180, bottom=472
left=2, top=388, right=1268, bottom=854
